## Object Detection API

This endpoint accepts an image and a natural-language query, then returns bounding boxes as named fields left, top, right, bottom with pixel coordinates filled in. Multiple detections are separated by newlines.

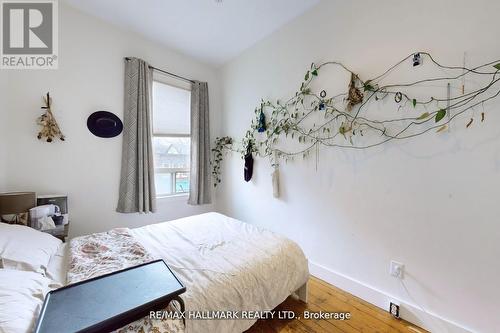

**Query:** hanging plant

left=211, top=136, right=233, bottom=187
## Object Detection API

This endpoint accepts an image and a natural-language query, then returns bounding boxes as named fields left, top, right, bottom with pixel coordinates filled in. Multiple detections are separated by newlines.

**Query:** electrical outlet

left=390, top=261, right=404, bottom=279
left=389, top=302, right=400, bottom=318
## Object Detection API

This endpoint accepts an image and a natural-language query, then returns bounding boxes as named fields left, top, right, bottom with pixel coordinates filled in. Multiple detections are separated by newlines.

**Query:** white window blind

left=152, top=81, right=191, bottom=135
left=152, top=78, right=191, bottom=197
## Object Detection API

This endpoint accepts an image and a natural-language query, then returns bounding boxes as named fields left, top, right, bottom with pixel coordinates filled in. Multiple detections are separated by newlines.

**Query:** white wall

left=1, top=3, right=221, bottom=237
left=218, top=1, right=500, bottom=332
left=0, top=72, right=8, bottom=190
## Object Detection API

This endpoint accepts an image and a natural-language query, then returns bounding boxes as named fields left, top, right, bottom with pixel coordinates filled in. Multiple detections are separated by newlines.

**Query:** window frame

left=152, top=74, right=191, bottom=199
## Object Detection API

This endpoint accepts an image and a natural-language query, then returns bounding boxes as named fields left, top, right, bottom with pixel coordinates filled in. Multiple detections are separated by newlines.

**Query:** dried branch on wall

left=37, top=92, right=65, bottom=142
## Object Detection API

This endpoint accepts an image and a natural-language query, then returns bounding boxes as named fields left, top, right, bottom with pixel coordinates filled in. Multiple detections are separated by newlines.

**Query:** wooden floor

left=245, top=276, right=427, bottom=333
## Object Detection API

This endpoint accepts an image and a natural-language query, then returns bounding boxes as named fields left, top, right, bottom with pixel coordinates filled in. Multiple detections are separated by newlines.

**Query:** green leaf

left=435, top=109, right=446, bottom=123
left=436, top=125, right=448, bottom=133
left=494, top=63, right=500, bottom=70
left=311, top=69, right=318, bottom=76
left=304, top=71, right=310, bottom=81
left=412, top=99, right=417, bottom=107
left=363, top=83, right=374, bottom=92
left=416, top=112, right=430, bottom=120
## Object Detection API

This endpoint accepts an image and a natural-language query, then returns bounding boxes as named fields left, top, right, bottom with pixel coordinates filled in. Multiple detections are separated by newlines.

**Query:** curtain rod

left=124, top=57, right=195, bottom=84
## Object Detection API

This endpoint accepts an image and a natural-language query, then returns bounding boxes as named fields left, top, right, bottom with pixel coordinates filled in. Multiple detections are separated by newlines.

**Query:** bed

left=0, top=212, right=309, bottom=333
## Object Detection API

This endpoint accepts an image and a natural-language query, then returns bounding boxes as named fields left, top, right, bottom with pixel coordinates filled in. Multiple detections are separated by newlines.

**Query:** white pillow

left=0, top=223, right=62, bottom=274
left=0, top=269, right=56, bottom=333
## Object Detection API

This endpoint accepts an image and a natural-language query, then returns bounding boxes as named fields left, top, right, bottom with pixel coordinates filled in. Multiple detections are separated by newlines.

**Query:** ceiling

left=63, top=0, right=321, bottom=66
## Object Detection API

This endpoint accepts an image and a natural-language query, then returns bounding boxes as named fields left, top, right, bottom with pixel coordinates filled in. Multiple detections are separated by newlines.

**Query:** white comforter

left=131, top=212, right=309, bottom=333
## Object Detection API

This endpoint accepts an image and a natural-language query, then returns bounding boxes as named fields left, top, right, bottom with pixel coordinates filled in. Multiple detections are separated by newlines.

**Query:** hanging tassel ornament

left=346, top=73, right=364, bottom=111
left=257, top=105, right=266, bottom=133
left=271, top=150, right=280, bottom=198
left=272, top=167, right=280, bottom=198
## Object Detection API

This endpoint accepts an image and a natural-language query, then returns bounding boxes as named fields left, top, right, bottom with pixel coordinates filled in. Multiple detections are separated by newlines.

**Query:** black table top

left=34, top=259, right=186, bottom=333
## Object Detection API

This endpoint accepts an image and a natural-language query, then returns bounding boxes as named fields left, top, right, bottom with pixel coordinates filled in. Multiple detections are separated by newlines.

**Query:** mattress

left=130, top=212, right=309, bottom=333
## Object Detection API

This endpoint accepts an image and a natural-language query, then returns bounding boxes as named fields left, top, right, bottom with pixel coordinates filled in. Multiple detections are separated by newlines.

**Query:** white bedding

left=46, top=243, right=68, bottom=286
left=0, top=269, right=57, bottom=333
left=131, top=212, right=309, bottom=333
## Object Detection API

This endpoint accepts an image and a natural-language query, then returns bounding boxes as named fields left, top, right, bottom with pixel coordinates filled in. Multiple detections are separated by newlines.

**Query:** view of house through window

left=152, top=79, right=191, bottom=197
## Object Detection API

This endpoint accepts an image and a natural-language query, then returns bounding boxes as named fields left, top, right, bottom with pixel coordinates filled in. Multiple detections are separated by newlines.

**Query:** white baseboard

left=309, top=261, right=474, bottom=333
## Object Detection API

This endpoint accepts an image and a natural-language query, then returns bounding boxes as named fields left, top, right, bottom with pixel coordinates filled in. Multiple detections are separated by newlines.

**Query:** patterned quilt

left=68, top=228, right=184, bottom=333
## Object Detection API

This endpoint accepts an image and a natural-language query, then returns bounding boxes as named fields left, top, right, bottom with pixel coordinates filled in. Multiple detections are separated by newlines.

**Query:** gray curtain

left=188, top=81, right=211, bottom=205
left=117, top=57, right=156, bottom=213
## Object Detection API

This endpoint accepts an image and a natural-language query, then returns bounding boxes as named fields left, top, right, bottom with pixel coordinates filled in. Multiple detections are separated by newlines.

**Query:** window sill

left=156, top=193, right=189, bottom=202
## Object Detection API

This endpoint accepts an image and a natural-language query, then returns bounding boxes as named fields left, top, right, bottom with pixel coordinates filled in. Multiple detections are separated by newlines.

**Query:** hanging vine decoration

left=211, top=136, right=233, bottom=186
left=211, top=52, right=500, bottom=186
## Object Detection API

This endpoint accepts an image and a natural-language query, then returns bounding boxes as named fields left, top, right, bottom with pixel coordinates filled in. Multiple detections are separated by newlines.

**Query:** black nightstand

left=41, top=222, right=69, bottom=242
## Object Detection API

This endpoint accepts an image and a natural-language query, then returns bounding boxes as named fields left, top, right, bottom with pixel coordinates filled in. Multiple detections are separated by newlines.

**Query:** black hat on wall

left=87, top=111, right=123, bottom=138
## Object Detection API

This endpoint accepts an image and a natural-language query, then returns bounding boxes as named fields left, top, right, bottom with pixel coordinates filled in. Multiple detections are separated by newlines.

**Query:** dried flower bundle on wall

left=37, top=92, right=65, bottom=142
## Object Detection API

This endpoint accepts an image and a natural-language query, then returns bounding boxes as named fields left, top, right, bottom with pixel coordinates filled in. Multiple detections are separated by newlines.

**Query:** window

left=152, top=77, right=191, bottom=197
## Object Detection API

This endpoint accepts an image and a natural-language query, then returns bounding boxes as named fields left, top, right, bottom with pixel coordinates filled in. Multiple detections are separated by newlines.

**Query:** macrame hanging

left=272, top=167, right=280, bottom=198
left=271, top=150, right=280, bottom=198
